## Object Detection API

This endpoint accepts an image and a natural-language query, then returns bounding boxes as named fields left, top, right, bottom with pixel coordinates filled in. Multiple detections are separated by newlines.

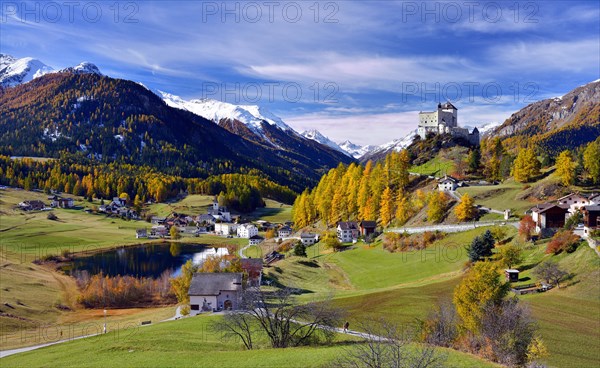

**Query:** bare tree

left=418, top=301, right=458, bottom=348
left=533, top=261, right=568, bottom=288
left=212, top=287, right=343, bottom=349
left=211, top=311, right=256, bottom=350
left=335, top=319, right=448, bottom=368
left=480, top=298, right=538, bottom=367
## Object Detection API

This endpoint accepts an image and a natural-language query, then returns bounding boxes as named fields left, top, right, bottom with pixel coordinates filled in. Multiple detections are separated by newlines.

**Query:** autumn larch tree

left=496, top=243, right=523, bottom=269
left=169, top=260, right=197, bottom=315
left=555, top=150, right=577, bottom=186
left=583, top=138, right=600, bottom=184
left=169, top=225, right=181, bottom=240
left=453, top=262, right=509, bottom=332
left=427, top=191, right=448, bottom=223
left=454, top=193, right=477, bottom=222
left=513, top=147, right=541, bottom=183
left=379, top=186, right=394, bottom=227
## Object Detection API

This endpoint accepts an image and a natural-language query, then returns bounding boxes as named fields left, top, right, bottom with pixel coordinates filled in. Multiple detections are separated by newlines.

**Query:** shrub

left=76, top=271, right=174, bottom=308
left=383, top=231, right=445, bottom=253
left=546, top=230, right=580, bottom=254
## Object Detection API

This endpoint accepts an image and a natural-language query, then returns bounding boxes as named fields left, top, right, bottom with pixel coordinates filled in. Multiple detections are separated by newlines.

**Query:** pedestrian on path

left=343, top=321, right=349, bottom=333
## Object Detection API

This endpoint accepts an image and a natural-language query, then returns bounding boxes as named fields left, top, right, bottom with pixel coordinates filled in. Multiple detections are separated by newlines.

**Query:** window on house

left=191, top=304, right=199, bottom=310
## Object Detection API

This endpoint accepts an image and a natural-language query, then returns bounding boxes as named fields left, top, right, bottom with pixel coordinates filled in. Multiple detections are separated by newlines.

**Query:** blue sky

left=2, top=0, right=599, bottom=145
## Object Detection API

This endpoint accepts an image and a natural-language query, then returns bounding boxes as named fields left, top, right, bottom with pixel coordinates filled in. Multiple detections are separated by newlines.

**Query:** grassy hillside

left=258, top=225, right=599, bottom=368
left=1, top=315, right=498, bottom=368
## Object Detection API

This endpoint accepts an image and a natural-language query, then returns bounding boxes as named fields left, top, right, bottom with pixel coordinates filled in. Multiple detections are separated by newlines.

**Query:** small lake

left=66, top=243, right=228, bottom=278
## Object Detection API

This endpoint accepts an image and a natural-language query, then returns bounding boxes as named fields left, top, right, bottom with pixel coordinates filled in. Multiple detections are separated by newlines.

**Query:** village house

left=111, top=197, right=127, bottom=207
left=50, top=196, right=74, bottom=208
left=529, top=193, right=600, bottom=237
left=197, top=214, right=216, bottom=225
left=241, top=258, right=263, bottom=287
left=300, top=233, right=319, bottom=246
left=359, top=220, right=377, bottom=237
left=337, top=221, right=359, bottom=243
left=136, top=228, right=147, bottom=239
left=188, top=273, right=243, bottom=315
left=530, top=203, right=569, bottom=235
left=150, top=225, right=168, bottom=238
left=264, top=250, right=284, bottom=265
left=557, top=193, right=592, bottom=217
left=581, top=205, right=600, bottom=236
left=438, top=175, right=459, bottom=192
left=151, top=217, right=167, bottom=226
left=215, top=222, right=238, bottom=236
left=18, top=200, right=47, bottom=211
left=256, top=220, right=274, bottom=231
left=248, top=234, right=264, bottom=246
left=278, top=225, right=293, bottom=238
left=181, top=226, right=200, bottom=235
left=208, top=200, right=232, bottom=222
left=237, top=223, right=259, bottom=238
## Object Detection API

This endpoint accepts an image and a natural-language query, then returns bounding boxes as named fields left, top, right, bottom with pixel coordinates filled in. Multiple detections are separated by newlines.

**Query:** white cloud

left=488, top=39, right=600, bottom=74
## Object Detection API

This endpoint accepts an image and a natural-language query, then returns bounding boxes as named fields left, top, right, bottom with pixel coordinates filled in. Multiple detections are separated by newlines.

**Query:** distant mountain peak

left=359, top=130, right=417, bottom=162
left=338, top=140, right=376, bottom=159
left=0, top=54, right=54, bottom=87
left=300, top=129, right=349, bottom=156
left=59, top=62, right=102, bottom=75
left=0, top=55, right=103, bottom=87
left=159, top=91, right=294, bottom=145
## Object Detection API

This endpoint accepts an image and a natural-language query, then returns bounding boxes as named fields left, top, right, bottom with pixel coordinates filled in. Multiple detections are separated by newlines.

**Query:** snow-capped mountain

left=463, top=121, right=502, bottom=137
left=360, top=130, right=418, bottom=162
left=159, top=91, right=296, bottom=146
left=1, top=55, right=102, bottom=87
left=158, top=91, right=353, bottom=164
left=338, top=140, right=377, bottom=159
left=301, top=129, right=348, bottom=155
left=59, top=62, right=102, bottom=75
left=0, top=54, right=54, bottom=87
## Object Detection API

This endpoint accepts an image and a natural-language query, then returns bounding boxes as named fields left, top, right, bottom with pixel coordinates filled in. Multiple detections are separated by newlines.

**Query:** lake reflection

left=68, top=243, right=229, bottom=278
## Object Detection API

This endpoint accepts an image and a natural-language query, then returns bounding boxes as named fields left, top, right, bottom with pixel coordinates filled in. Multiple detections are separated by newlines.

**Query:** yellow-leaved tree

left=395, top=190, right=412, bottom=225
left=513, top=147, right=540, bottom=183
left=583, top=138, right=600, bottom=184
left=169, top=260, right=197, bottom=315
left=555, top=150, right=577, bottom=186
left=453, top=262, right=509, bottom=332
left=379, top=186, right=394, bottom=227
left=454, top=193, right=477, bottom=222
left=427, top=191, right=448, bottom=223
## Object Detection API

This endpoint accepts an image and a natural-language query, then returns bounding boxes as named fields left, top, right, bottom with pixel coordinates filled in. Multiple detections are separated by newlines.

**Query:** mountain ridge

left=0, top=72, right=353, bottom=191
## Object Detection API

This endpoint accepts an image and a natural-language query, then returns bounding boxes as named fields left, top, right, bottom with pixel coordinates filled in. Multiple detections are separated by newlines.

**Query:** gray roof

left=582, top=205, right=600, bottom=212
left=189, top=273, right=243, bottom=296
left=531, top=203, right=569, bottom=213
left=338, top=221, right=358, bottom=230
left=301, top=232, right=318, bottom=238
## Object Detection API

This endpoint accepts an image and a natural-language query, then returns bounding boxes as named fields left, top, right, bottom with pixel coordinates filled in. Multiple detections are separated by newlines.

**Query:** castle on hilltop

left=417, top=102, right=479, bottom=145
